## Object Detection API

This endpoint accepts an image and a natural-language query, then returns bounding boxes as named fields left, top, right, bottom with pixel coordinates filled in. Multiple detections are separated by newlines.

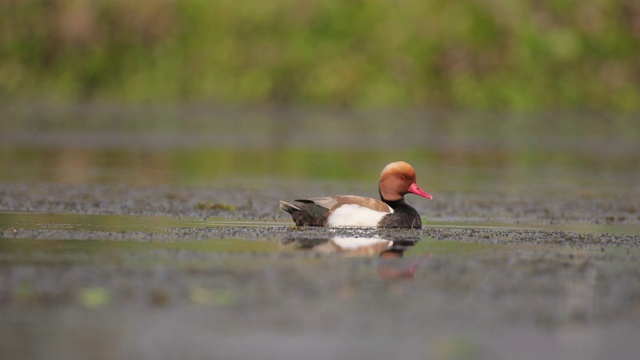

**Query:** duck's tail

left=279, top=200, right=301, bottom=214
left=279, top=200, right=328, bottom=226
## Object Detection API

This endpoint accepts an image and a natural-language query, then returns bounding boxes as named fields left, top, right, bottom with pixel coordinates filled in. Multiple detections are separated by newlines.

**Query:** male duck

left=279, top=161, right=432, bottom=229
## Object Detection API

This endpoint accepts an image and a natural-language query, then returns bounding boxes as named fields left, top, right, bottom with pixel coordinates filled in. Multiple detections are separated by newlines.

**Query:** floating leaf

left=188, top=287, right=236, bottom=306
left=195, top=202, right=236, bottom=211
left=78, top=287, right=111, bottom=308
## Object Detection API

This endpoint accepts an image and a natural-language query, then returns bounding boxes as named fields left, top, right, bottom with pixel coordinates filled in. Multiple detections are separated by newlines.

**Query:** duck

left=279, top=161, right=432, bottom=228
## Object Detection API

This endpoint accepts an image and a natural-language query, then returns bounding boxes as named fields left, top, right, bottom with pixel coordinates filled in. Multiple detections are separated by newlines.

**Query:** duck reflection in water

left=282, top=235, right=429, bottom=280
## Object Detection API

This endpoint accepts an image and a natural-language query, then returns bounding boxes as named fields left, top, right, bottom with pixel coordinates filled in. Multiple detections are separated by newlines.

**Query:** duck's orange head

left=379, top=161, right=432, bottom=202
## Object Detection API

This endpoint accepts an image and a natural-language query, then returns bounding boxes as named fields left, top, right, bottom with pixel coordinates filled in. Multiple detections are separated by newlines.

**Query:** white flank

left=327, top=204, right=392, bottom=227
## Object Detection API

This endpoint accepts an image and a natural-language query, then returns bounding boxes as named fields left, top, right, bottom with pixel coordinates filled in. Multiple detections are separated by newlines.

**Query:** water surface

left=1, top=105, right=639, bottom=360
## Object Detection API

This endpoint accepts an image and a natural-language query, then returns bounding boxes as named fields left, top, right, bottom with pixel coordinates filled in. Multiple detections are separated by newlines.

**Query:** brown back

left=305, top=195, right=392, bottom=213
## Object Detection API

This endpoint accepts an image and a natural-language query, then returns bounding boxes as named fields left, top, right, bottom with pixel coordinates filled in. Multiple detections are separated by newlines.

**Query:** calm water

left=1, top=211, right=639, bottom=360
left=1, top=105, right=639, bottom=360
left=1, top=105, right=639, bottom=190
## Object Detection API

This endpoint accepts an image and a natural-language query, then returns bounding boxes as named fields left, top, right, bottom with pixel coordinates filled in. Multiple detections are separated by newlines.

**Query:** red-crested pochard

left=279, top=161, right=432, bottom=229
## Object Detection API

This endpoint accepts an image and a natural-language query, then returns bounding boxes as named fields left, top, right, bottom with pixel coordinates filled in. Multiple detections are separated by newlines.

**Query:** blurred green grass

left=1, top=0, right=639, bottom=109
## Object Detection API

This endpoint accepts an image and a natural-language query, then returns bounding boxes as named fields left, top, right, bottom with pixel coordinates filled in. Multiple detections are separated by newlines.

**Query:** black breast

left=378, top=199, right=422, bottom=229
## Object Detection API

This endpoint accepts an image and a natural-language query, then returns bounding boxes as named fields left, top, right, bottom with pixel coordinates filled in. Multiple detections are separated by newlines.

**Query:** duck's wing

left=301, top=195, right=392, bottom=213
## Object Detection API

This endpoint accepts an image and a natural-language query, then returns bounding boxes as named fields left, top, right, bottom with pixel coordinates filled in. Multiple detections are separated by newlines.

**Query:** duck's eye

left=400, top=175, right=407, bottom=180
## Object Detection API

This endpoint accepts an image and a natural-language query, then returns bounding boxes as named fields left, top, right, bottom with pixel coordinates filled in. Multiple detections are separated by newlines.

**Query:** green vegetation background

left=1, top=0, right=639, bottom=110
